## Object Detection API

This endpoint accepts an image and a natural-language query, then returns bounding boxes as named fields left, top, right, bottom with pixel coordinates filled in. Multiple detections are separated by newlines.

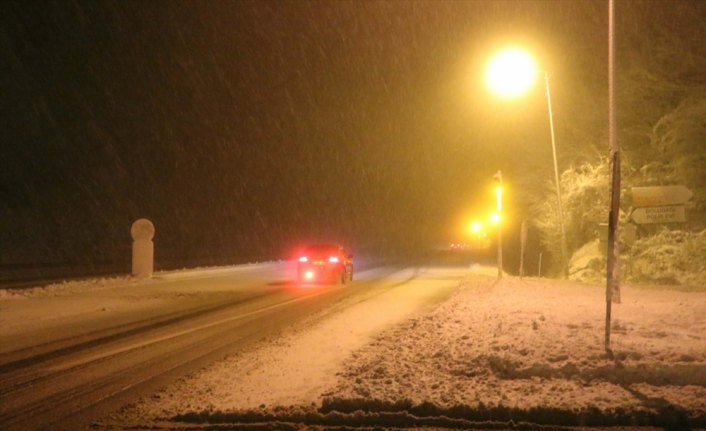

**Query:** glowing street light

left=485, top=47, right=568, bottom=278
left=469, top=221, right=483, bottom=234
left=485, top=48, right=537, bottom=99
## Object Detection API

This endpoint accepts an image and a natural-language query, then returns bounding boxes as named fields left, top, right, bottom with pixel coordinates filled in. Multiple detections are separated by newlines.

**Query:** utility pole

left=520, top=220, right=527, bottom=279
left=494, top=171, right=503, bottom=279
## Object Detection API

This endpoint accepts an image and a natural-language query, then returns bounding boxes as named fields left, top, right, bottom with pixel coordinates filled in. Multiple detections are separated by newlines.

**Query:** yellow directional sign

left=632, top=205, right=686, bottom=224
left=632, top=185, right=693, bottom=207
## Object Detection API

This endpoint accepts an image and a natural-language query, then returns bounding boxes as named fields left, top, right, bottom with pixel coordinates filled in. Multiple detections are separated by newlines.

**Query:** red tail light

left=328, top=256, right=339, bottom=263
left=299, top=256, right=308, bottom=262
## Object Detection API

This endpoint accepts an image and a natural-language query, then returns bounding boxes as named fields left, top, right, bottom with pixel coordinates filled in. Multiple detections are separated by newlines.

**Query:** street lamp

left=543, top=72, right=569, bottom=279
left=469, top=221, right=483, bottom=234
left=485, top=48, right=568, bottom=278
left=493, top=170, right=503, bottom=279
left=486, top=48, right=537, bottom=99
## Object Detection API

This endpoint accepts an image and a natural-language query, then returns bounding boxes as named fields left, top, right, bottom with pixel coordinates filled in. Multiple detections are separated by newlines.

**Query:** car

left=297, top=243, right=353, bottom=284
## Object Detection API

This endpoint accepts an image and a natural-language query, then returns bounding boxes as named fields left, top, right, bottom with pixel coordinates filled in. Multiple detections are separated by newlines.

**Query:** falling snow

left=3, top=1, right=705, bottom=278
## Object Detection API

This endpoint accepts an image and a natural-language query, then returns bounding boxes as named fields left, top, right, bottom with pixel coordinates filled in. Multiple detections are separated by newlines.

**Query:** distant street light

left=469, top=221, right=483, bottom=234
left=485, top=48, right=568, bottom=278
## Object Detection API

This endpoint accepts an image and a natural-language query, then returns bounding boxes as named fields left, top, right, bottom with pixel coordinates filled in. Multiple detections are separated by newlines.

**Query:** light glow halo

left=485, top=47, right=538, bottom=99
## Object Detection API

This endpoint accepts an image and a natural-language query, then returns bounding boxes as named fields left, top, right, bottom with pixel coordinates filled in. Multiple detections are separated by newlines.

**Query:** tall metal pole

left=520, top=220, right=527, bottom=279
left=494, top=171, right=503, bottom=279
left=605, top=0, right=621, bottom=355
left=544, top=73, right=568, bottom=279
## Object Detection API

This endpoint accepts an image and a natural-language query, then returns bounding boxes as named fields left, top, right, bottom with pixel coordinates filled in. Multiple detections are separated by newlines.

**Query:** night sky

left=1, top=0, right=702, bottom=272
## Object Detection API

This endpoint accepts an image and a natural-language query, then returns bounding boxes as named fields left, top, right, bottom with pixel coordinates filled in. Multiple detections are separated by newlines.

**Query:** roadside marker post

left=131, top=218, right=155, bottom=279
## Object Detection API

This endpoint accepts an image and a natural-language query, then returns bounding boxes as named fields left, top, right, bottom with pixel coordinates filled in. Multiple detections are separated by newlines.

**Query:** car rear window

left=303, top=244, right=341, bottom=257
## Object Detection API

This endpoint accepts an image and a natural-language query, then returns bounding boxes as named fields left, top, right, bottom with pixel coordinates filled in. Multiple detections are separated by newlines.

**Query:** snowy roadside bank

left=107, top=270, right=706, bottom=429
left=0, top=262, right=287, bottom=352
left=0, top=262, right=278, bottom=300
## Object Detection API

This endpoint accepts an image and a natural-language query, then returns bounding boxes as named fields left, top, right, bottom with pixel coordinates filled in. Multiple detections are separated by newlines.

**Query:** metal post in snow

left=520, top=220, right=527, bottom=279
left=494, top=171, right=503, bottom=279
left=605, top=0, right=621, bottom=356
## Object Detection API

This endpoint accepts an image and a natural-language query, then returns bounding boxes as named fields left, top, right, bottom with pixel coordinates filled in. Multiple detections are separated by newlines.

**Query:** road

left=0, top=261, right=461, bottom=430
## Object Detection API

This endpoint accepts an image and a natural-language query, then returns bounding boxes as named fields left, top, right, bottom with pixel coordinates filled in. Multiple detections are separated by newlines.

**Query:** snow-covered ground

left=2, top=264, right=705, bottom=429
left=104, top=265, right=705, bottom=429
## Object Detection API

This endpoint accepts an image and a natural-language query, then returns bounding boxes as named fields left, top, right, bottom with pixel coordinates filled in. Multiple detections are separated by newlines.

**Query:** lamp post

left=486, top=48, right=568, bottom=278
left=494, top=171, right=503, bottom=279
left=544, top=73, right=569, bottom=278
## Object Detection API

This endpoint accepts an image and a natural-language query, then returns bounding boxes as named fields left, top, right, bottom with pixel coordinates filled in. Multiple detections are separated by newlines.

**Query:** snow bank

left=569, top=229, right=706, bottom=288
left=569, top=239, right=605, bottom=282
left=630, top=228, right=706, bottom=287
left=0, top=275, right=140, bottom=299
left=0, top=263, right=275, bottom=300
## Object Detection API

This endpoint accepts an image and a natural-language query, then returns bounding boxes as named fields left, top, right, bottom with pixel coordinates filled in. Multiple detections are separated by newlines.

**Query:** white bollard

left=131, top=218, right=155, bottom=278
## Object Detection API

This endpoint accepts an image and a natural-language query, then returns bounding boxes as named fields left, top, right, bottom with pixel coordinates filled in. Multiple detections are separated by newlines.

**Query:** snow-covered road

left=0, top=261, right=461, bottom=430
